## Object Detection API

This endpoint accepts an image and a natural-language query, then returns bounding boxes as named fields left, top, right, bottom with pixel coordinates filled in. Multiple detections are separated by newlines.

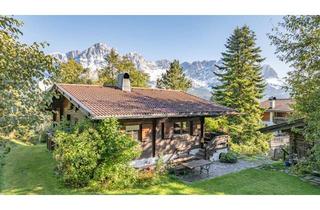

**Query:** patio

left=174, top=158, right=272, bottom=182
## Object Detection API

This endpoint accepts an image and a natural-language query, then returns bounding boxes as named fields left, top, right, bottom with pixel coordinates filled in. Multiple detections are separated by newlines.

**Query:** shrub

left=205, top=117, right=228, bottom=133
left=219, top=151, right=238, bottom=163
left=53, top=118, right=141, bottom=189
left=292, top=144, right=320, bottom=175
left=53, top=120, right=99, bottom=187
left=229, top=132, right=271, bottom=155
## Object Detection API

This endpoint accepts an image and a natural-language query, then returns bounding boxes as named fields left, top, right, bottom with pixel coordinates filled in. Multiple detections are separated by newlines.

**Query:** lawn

left=1, top=142, right=320, bottom=195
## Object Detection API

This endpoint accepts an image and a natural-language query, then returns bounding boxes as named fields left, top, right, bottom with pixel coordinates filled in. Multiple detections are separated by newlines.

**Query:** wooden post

left=152, top=119, right=157, bottom=157
left=200, top=116, right=204, bottom=140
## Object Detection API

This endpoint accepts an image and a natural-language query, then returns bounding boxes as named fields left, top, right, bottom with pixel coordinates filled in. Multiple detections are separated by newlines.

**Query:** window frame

left=125, top=124, right=142, bottom=141
left=173, top=121, right=189, bottom=135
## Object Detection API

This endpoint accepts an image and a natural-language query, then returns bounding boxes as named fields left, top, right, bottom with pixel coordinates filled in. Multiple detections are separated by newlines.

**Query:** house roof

left=260, top=98, right=294, bottom=112
left=259, top=118, right=305, bottom=133
left=54, top=83, right=235, bottom=120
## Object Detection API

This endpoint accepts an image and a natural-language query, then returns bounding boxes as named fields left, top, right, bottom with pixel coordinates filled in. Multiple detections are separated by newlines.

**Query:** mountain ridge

left=52, top=42, right=289, bottom=100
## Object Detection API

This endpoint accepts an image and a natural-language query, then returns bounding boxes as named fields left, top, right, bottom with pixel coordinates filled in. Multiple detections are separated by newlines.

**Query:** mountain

left=52, top=43, right=289, bottom=100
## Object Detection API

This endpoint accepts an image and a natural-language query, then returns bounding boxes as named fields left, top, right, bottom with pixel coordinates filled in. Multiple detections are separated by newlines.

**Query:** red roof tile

left=260, top=98, right=294, bottom=112
left=54, top=84, right=235, bottom=119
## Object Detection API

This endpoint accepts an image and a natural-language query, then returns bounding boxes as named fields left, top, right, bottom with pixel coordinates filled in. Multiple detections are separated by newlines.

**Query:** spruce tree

left=156, top=59, right=192, bottom=91
left=212, top=25, right=269, bottom=154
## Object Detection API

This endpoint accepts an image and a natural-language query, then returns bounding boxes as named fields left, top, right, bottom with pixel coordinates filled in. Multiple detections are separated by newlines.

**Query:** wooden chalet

left=50, top=73, right=235, bottom=167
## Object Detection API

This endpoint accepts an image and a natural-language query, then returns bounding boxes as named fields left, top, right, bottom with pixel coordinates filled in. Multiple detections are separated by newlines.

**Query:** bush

left=205, top=117, right=228, bottom=133
left=53, top=118, right=141, bottom=189
left=229, top=131, right=271, bottom=155
left=219, top=151, right=238, bottom=163
left=53, top=120, right=100, bottom=187
left=292, top=144, right=320, bottom=175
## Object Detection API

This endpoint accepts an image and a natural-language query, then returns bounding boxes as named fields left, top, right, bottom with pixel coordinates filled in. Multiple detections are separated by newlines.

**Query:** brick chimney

left=117, top=73, right=131, bottom=92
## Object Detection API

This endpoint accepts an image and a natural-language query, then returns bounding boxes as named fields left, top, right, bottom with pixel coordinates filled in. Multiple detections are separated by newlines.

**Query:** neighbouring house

left=49, top=73, right=235, bottom=167
left=260, top=119, right=312, bottom=161
left=261, top=97, right=294, bottom=126
left=260, top=97, right=295, bottom=158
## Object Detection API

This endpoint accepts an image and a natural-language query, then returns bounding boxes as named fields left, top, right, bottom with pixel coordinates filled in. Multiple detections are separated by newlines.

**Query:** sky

left=18, top=16, right=289, bottom=78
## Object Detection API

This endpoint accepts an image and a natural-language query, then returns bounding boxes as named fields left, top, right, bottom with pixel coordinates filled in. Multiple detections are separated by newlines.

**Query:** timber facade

left=50, top=73, right=234, bottom=160
left=51, top=94, right=205, bottom=159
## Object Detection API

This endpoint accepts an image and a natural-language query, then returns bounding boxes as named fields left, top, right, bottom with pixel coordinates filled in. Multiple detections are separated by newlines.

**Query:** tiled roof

left=54, top=84, right=235, bottom=119
left=260, top=98, right=294, bottom=112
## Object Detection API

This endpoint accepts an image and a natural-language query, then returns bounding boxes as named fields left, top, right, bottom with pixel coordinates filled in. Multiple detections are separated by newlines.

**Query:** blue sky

left=18, top=16, right=289, bottom=78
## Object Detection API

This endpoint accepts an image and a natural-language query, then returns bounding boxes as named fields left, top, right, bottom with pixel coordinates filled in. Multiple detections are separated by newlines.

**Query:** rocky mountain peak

left=51, top=42, right=289, bottom=99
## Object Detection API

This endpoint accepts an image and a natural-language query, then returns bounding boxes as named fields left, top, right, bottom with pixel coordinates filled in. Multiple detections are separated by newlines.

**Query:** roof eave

left=91, top=110, right=236, bottom=120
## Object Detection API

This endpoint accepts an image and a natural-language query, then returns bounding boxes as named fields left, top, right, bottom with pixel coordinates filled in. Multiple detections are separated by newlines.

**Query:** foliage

left=219, top=151, right=238, bottom=163
left=156, top=59, right=192, bottom=91
left=53, top=120, right=100, bottom=187
left=205, top=117, right=228, bottom=133
left=97, top=48, right=149, bottom=87
left=55, top=59, right=91, bottom=84
left=269, top=15, right=320, bottom=174
left=293, top=144, right=320, bottom=175
left=211, top=25, right=270, bottom=154
left=0, top=16, right=57, bottom=139
left=53, top=118, right=141, bottom=189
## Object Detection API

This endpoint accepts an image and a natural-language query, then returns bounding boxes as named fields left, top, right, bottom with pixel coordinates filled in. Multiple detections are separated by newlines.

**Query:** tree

left=156, top=59, right=192, bottom=91
left=270, top=16, right=320, bottom=173
left=98, top=49, right=149, bottom=87
left=269, top=16, right=320, bottom=142
left=0, top=16, right=57, bottom=139
left=55, top=59, right=90, bottom=84
left=212, top=25, right=269, bottom=154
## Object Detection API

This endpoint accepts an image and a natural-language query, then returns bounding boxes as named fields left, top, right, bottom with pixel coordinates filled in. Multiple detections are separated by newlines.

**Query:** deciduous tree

left=55, top=59, right=90, bottom=84
left=0, top=16, right=57, bottom=139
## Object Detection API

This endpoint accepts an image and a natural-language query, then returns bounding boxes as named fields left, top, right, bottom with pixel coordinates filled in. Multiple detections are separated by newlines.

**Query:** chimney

left=269, top=96, right=276, bottom=109
left=117, top=73, right=131, bottom=92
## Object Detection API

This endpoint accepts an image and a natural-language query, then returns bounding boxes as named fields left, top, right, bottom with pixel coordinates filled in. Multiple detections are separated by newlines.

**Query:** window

left=181, top=122, right=188, bottom=134
left=66, top=114, right=71, bottom=121
left=174, top=121, right=188, bottom=135
left=125, top=125, right=141, bottom=141
left=174, top=122, right=181, bottom=134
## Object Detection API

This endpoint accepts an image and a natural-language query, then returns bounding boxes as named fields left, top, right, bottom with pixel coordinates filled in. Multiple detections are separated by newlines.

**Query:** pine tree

left=98, top=49, right=149, bottom=87
left=156, top=59, right=192, bottom=91
left=212, top=25, right=269, bottom=154
left=55, top=59, right=90, bottom=84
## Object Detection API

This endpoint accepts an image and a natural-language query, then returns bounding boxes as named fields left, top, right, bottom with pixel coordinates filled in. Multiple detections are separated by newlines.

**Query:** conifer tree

left=98, top=49, right=149, bottom=87
left=156, top=59, right=192, bottom=91
left=212, top=25, right=269, bottom=154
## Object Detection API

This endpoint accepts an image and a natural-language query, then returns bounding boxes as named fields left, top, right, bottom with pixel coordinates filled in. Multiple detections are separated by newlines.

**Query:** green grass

left=1, top=142, right=320, bottom=195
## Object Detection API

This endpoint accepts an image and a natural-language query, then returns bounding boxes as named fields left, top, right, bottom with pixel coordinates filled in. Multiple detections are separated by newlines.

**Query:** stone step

left=302, top=175, right=320, bottom=186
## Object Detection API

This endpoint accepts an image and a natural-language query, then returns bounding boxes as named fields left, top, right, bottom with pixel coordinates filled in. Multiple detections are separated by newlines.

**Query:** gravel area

left=177, top=158, right=273, bottom=182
